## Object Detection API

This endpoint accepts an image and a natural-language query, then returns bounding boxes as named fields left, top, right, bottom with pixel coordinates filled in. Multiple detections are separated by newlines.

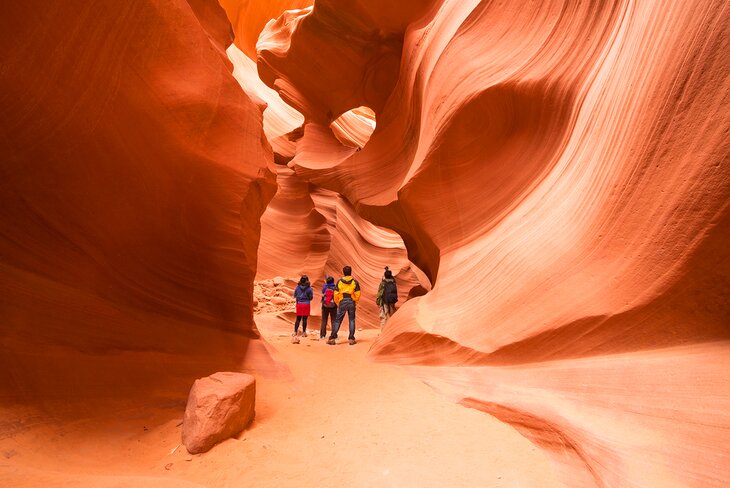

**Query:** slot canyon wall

left=249, top=0, right=730, bottom=486
left=0, top=0, right=728, bottom=486
left=227, top=37, right=427, bottom=324
left=0, top=0, right=280, bottom=418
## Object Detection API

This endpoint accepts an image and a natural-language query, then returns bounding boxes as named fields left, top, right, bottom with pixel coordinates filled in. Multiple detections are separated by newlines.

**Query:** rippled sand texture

left=255, top=0, right=730, bottom=486
left=0, top=1, right=279, bottom=417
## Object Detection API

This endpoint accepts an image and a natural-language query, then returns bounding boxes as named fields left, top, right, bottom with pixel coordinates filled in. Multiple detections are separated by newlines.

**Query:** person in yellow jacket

left=327, top=265, right=361, bottom=345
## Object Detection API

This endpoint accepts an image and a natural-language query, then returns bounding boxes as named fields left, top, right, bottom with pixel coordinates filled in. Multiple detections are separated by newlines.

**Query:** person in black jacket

left=376, top=267, right=398, bottom=328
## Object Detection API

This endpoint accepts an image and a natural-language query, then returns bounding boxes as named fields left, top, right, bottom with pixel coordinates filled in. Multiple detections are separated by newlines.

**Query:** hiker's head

left=299, top=275, right=309, bottom=286
left=342, top=265, right=352, bottom=276
left=384, top=270, right=393, bottom=279
left=326, top=276, right=334, bottom=284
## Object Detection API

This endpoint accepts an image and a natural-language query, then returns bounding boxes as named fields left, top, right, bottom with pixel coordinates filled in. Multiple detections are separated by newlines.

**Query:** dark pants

left=320, top=306, right=337, bottom=338
left=294, top=315, right=308, bottom=334
left=330, top=299, right=356, bottom=340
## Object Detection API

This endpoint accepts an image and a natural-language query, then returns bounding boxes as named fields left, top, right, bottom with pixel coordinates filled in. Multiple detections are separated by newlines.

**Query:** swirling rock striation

left=257, top=0, right=730, bottom=486
left=255, top=167, right=426, bottom=325
left=255, top=166, right=331, bottom=281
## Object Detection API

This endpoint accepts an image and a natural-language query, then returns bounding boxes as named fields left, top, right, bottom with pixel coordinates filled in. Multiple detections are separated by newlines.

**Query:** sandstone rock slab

left=182, top=372, right=256, bottom=454
left=270, top=296, right=289, bottom=305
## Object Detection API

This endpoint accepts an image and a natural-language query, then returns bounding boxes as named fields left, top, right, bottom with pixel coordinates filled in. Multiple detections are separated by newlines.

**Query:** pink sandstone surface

left=255, top=0, right=730, bottom=486
left=1, top=0, right=728, bottom=486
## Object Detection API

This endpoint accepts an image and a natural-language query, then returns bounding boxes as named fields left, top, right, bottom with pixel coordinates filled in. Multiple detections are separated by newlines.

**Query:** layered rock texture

left=254, top=0, right=730, bottom=486
left=2, top=0, right=728, bottom=487
left=0, top=0, right=277, bottom=416
left=254, top=167, right=425, bottom=325
left=226, top=42, right=426, bottom=325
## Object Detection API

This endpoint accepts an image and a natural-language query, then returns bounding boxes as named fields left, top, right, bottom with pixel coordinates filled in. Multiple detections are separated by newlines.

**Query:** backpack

left=323, top=287, right=336, bottom=308
left=383, top=280, right=398, bottom=304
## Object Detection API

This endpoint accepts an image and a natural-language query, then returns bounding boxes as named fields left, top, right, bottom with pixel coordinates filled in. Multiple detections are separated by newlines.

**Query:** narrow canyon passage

left=1, top=0, right=729, bottom=487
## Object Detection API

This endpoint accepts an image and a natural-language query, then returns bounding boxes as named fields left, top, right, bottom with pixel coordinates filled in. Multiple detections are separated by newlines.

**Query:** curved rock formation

left=257, top=0, right=730, bottom=486
left=256, top=168, right=426, bottom=326
left=0, top=0, right=277, bottom=416
left=228, top=43, right=304, bottom=162
left=330, top=106, right=377, bottom=149
left=315, top=191, right=427, bottom=325
left=219, top=0, right=314, bottom=59
left=256, top=166, right=331, bottom=281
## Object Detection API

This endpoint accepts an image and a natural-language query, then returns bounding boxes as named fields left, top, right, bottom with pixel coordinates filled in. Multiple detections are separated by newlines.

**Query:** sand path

left=1, top=313, right=563, bottom=487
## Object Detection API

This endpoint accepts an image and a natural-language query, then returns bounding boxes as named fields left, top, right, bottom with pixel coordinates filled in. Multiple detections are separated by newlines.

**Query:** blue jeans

left=330, top=299, right=356, bottom=340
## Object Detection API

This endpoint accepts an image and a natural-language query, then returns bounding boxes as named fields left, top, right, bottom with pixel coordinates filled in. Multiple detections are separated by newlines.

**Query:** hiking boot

left=327, top=339, right=336, bottom=345
left=348, top=339, right=356, bottom=345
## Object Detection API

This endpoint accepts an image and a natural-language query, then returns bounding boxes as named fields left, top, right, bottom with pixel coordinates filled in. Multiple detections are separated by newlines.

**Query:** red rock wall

left=256, top=0, right=730, bottom=485
left=223, top=7, right=426, bottom=327
left=0, top=0, right=277, bottom=416
left=255, top=168, right=425, bottom=326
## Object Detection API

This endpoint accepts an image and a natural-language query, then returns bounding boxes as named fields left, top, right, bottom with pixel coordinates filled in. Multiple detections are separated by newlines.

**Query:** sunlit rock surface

left=228, top=44, right=304, bottom=162
left=219, top=0, right=314, bottom=59
left=257, top=0, right=730, bottom=486
left=1, top=0, right=728, bottom=485
left=330, top=107, right=377, bottom=149
left=0, top=0, right=278, bottom=416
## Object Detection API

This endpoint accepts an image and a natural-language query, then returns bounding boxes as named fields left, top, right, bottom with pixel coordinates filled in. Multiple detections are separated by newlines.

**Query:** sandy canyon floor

left=1, top=312, right=563, bottom=487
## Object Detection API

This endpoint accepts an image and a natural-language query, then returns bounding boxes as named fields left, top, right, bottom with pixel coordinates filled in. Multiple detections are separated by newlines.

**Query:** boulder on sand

left=182, top=372, right=256, bottom=454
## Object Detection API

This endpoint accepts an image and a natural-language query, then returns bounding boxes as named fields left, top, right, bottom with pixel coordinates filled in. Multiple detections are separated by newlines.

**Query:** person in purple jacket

left=293, top=275, right=313, bottom=338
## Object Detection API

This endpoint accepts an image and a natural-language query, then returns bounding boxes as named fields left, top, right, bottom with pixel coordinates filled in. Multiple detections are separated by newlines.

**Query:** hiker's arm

left=353, top=280, right=361, bottom=303
left=334, top=281, right=342, bottom=305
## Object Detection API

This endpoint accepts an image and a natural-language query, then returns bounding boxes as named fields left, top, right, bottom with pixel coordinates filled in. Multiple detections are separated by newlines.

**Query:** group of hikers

left=291, top=265, right=399, bottom=345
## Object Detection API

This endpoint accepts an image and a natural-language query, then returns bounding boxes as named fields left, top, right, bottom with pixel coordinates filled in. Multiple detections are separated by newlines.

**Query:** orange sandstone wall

left=255, top=168, right=425, bottom=326
left=0, top=0, right=276, bottom=415
left=257, top=0, right=730, bottom=486
left=314, top=190, right=427, bottom=325
left=256, top=166, right=331, bottom=281
left=223, top=5, right=424, bottom=326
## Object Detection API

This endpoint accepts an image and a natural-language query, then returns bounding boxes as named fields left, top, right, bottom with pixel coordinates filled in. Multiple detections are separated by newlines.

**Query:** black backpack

left=383, top=280, right=398, bottom=304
